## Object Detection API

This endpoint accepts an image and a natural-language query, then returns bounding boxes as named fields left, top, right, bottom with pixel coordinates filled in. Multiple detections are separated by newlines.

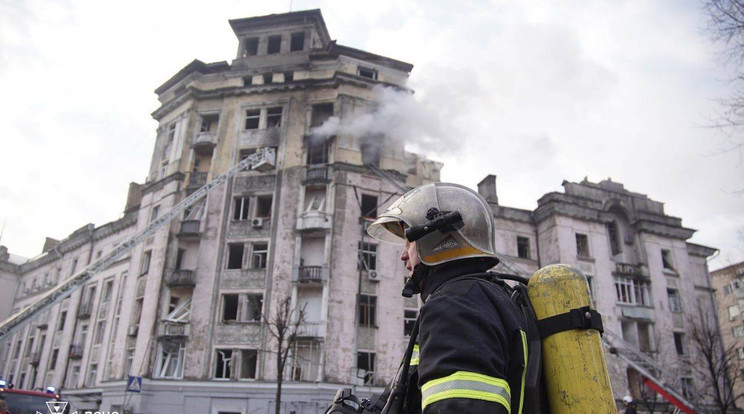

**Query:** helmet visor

left=366, top=216, right=407, bottom=244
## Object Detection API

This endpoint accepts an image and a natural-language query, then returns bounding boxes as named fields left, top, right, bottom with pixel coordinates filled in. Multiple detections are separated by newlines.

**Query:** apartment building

left=710, top=261, right=744, bottom=403
left=0, top=9, right=721, bottom=414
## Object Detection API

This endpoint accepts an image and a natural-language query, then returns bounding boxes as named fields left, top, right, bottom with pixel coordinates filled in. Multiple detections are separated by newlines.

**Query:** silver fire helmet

left=366, top=182, right=497, bottom=266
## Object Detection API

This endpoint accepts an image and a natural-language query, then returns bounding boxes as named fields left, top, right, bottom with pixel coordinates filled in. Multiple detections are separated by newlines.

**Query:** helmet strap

left=402, top=263, right=429, bottom=298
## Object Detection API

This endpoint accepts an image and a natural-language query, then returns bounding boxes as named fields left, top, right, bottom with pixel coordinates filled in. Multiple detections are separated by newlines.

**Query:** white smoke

left=308, top=85, right=452, bottom=162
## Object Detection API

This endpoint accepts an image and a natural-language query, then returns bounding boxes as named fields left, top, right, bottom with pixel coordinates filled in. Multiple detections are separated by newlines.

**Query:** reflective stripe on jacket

left=399, top=260, right=528, bottom=414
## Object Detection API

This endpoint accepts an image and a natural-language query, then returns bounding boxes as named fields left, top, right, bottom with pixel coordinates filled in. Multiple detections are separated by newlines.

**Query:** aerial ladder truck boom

left=0, top=147, right=276, bottom=343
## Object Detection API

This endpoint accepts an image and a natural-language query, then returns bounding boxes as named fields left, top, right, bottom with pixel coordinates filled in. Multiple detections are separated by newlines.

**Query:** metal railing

left=303, top=165, right=329, bottom=182
left=188, top=172, right=207, bottom=189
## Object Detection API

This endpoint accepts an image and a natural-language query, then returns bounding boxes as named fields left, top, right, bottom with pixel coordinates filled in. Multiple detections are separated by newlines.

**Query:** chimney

left=0, top=246, right=9, bottom=261
left=125, top=182, right=144, bottom=213
left=477, top=175, right=498, bottom=205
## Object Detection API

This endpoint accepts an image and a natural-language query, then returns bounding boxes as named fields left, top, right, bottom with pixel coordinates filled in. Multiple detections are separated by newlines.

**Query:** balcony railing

left=303, top=165, right=330, bottom=183
left=69, top=344, right=84, bottom=359
left=165, top=269, right=196, bottom=287
left=188, top=172, right=207, bottom=189
left=614, top=262, right=646, bottom=277
left=297, top=266, right=325, bottom=284
left=177, top=220, right=202, bottom=238
left=296, top=321, right=325, bottom=338
left=158, top=321, right=191, bottom=338
left=193, top=131, right=217, bottom=148
left=77, top=302, right=92, bottom=319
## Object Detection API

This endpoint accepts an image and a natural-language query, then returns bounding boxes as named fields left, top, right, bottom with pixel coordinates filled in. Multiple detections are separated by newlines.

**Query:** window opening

left=256, top=195, right=273, bottom=218
left=674, top=332, right=686, bottom=356
left=243, top=37, right=259, bottom=56
left=156, top=342, right=185, bottom=379
left=267, top=35, right=281, bottom=54
left=245, top=109, right=260, bottom=130
left=266, top=107, right=283, bottom=128
left=215, top=349, right=232, bottom=379
left=575, top=233, right=590, bottom=257
left=517, top=236, right=530, bottom=259
left=662, top=249, right=676, bottom=272
left=165, top=297, right=192, bottom=322
left=251, top=244, right=268, bottom=269
left=233, top=197, right=250, bottom=221
left=361, top=195, right=378, bottom=219
left=227, top=244, right=244, bottom=269
left=240, top=349, right=258, bottom=379
left=607, top=221, right=621, bottom=255
left=356, top=352, right=375, bottom=385
left=263, top=73, right=273, bottom=84
left=358, top=242, right=377, bottom=271
left=284, top=71, right=294, bottom=82
left=668, top=289, right=682, bottom=313
left=290, top=32, right=305, bottom=51
left=359, top=295, right=377, bottom=326
left=222, top=295, right=239, bottom=321
left=243, top=294, right=263, bottom=322
left=358, top=67, right=378, bottom=80
left=311, top=103, right=334, bottom=128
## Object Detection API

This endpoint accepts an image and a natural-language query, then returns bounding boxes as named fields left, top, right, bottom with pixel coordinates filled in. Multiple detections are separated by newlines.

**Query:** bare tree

left=264, top=295, right=307, bottom=414
left=686, top=301, right=744, bottom=413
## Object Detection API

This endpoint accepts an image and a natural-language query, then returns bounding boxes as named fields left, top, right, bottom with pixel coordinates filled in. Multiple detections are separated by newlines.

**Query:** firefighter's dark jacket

left=400, top=259, right=528, bottom=414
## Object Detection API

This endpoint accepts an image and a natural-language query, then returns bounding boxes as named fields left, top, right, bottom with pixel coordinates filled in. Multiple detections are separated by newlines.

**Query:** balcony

left=296, top=321, right=325, bottom=338
left=158, top=321, right=191, bottom=338
left=165, top=269, right=196, bottom=287
left=296, top=210, right=331, bottom=231
left=77, top=302, right=92, bottom=319
left=177, top=220, right=202, bottom=239
left=187, top=172, right=207, bottom=190
left=193, top=131, right=217, bottom=152
left=69, top=344, right=84, bottom=359
left=294, top=266, right=327, bottom=284
left=302, top=165, right=330, bottom=184
left=613, top=262, right=647, bottom=278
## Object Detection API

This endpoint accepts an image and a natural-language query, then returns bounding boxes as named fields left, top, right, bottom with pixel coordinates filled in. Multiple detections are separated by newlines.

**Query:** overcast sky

left=1, top=0, right=742, bottom=270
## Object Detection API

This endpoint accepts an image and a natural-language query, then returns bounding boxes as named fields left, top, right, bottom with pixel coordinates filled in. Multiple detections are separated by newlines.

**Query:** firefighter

left=366, top=182, right=529, bottom=414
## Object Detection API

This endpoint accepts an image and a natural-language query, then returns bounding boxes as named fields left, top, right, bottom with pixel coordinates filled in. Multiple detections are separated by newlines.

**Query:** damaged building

left=0, top=9, right=720, bottom=414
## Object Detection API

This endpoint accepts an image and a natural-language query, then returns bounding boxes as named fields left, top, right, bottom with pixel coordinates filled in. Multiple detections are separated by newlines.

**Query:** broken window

left=359, top=295, right=377, bottom=326
left=227, top=244, right=244, bottom=269
left=661, top=249, right=676, bottom=272
left=256, top=195, right=272, bottom=218
left=263, top=73, right=273, bottom=84
left=214, top=349, right=232, bottom=379
left=245, top=109, right=260, bottom=130
left=311, top=103, right=334, bottom=128
left=49, top=349, right=58, bottom=371
left=358, top=242, right=377, bottom=271
left=239, top=148, right=257, bottom=161
left=266, top=107, right=283, bottom=128
left=233, top=197, right=250, bottom=221
left=575, top=233, right=590, bottom=257
left=674, top=332, right=686, bottom=356
left=163, top=123, right=176, bottom=159
left=290, top=32, right=305, bottom=51
left=150, top=205, right=160, bottom=223
left=586, top=275, right=595, bottom=300
left=94, top=321, right=105, bottom=344
left=607, top=221, right=621, bottom=255
left=243, top=76, right=253, bottom=87
left=57, top=311, right=67, bottom=332
left=357, top=66, right=378, bottom=80
left=404, top=309, right=417, bottom=336
left=239, top=349, right=258, bottom=379
left=284, top=71, right=294, bottom=82
left=306, top=138, right=329, bottom=165
left=680, top=377, right=694, bottom=399
left=165, top=297, right=192, bottom=323
left=251, top=244, right=268, bottom=269
left=243, top=294, right=263, bottom=322
left=361, top=195, right=378, bottom=219
left=222, top=295, right=239, bottom=322
left=517, top=236, right=530, bottom=259
left=668, top=289, right=682, bottom=313
left=304, top=187, right=326, bottom=212
left=243, top=37, right=259, bottom=56
left=102, top=279, right=114, bottom=303
left=356, top=351, right=375, bottom=385
left=267, top=35, right=281, bottom=54
left=155, top=342, right=185, bottom=379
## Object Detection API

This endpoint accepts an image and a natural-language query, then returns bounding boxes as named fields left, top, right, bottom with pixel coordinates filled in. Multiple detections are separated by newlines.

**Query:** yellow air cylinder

left=527, top=264, right=616, bottom=414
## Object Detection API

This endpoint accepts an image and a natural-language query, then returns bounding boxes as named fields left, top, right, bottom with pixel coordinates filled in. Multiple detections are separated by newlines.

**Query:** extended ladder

left=0, top=148, right=276, bottom=342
